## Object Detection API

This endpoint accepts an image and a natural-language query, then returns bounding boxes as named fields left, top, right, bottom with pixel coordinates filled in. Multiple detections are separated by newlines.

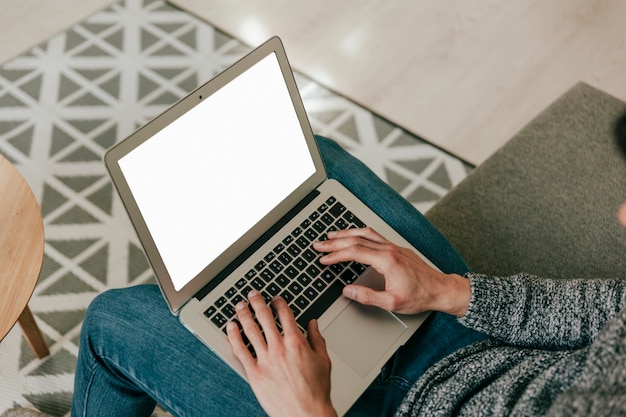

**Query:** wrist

left=302, top=402, right=336, bottom=417
left=435, top=273, right=471, bottom=317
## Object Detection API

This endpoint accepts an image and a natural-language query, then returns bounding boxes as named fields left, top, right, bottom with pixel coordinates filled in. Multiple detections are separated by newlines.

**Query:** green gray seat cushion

left=426, top=83, right=626, bottom=279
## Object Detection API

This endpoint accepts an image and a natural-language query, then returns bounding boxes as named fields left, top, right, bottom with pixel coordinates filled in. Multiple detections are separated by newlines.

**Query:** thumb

left=342, top=284, right=391, bottom=310
left=307, top=319, right=327, bottom=353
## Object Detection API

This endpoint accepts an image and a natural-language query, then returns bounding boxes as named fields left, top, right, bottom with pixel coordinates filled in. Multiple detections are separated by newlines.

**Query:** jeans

left=71, top=136, right=489, bottom=417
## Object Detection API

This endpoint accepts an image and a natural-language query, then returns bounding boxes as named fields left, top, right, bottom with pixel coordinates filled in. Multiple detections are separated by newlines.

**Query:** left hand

left=227, top=291, right=337, bottom=417
left=313, top=227, right=470, bottom=317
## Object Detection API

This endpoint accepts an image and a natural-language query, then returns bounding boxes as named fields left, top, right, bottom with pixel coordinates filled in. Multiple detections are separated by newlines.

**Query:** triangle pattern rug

left=0, top=0, right=471, bottom=415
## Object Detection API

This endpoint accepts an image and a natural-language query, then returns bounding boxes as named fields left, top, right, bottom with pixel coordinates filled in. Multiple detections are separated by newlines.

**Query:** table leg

left=18, top=306, right=50, bottom=359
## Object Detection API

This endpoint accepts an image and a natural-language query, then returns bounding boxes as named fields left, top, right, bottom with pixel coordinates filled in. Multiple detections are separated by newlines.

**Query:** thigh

left=82, top=284, right=266, bottom=417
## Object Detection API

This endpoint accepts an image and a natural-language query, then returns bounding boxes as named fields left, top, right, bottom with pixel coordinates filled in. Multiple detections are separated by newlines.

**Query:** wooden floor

left=3, top=0, right=626, bottom=164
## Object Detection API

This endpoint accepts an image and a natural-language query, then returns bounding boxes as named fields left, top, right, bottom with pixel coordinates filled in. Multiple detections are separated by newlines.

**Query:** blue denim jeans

left=71, top=136, right=489, bottom=417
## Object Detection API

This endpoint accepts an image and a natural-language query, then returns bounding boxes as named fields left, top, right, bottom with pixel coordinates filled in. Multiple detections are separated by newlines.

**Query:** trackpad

left=322, top=302, right=406, bottom=377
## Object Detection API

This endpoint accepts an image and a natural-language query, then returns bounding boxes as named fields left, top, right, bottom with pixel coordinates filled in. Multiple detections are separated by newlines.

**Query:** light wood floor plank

left=170, top=0, right=626, bottom=164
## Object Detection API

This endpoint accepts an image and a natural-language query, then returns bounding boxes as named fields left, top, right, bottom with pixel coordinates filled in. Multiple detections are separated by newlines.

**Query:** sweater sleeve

left=458, top=273, right=626, bottom=349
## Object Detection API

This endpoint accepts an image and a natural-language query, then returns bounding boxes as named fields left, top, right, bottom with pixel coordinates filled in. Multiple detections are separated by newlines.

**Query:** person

left=71, top=135, right=626, bottom=417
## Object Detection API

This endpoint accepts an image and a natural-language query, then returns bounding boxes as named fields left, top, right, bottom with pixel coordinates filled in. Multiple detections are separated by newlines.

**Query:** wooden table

left=0, top=154, right=49, bottom=359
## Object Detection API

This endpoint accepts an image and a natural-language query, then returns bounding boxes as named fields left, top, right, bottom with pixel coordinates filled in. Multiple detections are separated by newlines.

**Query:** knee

left=315, top=135, right=341, bottom=156
left=80, top=285, right=163, bottom=349
left=314, top=135, right=353, bottom=177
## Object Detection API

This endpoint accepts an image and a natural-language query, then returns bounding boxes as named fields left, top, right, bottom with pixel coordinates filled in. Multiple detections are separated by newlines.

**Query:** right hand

left=313, top=227, right=470, bottom=317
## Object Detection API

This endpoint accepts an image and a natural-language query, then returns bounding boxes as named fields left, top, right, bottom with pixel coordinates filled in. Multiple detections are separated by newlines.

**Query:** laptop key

left=304, top=228, right=318, bottom=241
left=302, top=249, right=317, bottom=262
left=296, top=281, right=344, bottom=329
left=288, top=282, right=303, bottom=295
left=204, top=305, right=217, bottom=318
left=260, top=269, right=275, bottom=282
left=340, top=269, right=358, bottom=284
left=232, top=294, right=245, bottom=305
left=297, top=273, right=312, bottom=286
left=267, top=283, right=281, bottom=296
left=279, top=252, right=293, bottom=265
left=284, top=265, right=299, bottom=279
left=269, top=260, right=284, bottom=273
left=313, top=278, right=327, bottom=292
left=215, top=296, right=227, bottom=307
left=295, top=296, right=309, bottom=310
left=321, top=213, right=334, bottom=226
left=251, top=277, right=265, bottom=291
left=222, top=304, right=236, bottom=318
left=312, top=221, right=326, bottom=233
left=304, top=287, right=318, bottom=301
left=320, top=269, right=335, bottom=283
left=293, top=257, right=307, bottom=271
left=211, top=313, right=228, bottom=328
left=281, top=289, right=294, bottom=303
left=287, top=243, right=302, bottom=257
left=335, top=218, right=349, bottom=230
left=329, top=202, right=346, bottom=217
left=305, top=264, right=320, bottom=278
left=276, top=274, right=290, bottom=288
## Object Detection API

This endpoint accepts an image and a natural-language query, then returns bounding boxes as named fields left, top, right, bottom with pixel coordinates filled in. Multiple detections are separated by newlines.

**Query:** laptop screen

left=118, top=53, right=316, bottom=291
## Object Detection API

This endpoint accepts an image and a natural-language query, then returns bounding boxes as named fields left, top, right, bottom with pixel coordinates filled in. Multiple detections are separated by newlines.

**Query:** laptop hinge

left=195, top=189, right=321, bottom=301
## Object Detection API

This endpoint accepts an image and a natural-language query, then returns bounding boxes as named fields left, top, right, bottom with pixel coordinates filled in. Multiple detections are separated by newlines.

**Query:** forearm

left=458, top=273, right=626, bottom=349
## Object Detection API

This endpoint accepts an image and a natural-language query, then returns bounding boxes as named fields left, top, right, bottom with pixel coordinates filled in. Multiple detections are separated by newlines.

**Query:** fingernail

left=236, top=301, right=247, bottom=310
left=247, top=290, right=260, bottom=299
left=343, top=286, right=355, bottom=299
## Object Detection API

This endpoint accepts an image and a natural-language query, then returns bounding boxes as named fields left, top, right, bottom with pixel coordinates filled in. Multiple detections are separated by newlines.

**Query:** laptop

left=105, top=36, right=433, bottom=415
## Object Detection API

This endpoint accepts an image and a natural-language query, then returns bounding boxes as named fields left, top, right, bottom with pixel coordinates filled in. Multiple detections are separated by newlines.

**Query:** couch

left=426, top=82, right=626, bottom=280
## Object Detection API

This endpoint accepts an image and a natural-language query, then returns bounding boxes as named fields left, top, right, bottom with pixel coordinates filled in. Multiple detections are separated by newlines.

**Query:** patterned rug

left=0, top=0, right=471, bottom=415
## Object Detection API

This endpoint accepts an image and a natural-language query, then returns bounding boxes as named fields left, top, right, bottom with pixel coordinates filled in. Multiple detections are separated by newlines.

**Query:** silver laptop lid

left=105, top=37, right=327, bottom=313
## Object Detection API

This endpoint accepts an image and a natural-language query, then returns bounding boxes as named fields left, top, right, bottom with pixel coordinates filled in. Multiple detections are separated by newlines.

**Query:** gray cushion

left=426, top=82, right=626, bottom=279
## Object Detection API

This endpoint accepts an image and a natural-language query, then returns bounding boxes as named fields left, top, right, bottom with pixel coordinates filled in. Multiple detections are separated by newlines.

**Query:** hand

left=313, top=227, right=470, bottom=317
left=227, top=291, right=337, bottom=417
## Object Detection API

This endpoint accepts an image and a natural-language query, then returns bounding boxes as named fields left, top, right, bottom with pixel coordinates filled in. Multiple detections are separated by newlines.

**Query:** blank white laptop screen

left=118, top=53, right=316, bottom=291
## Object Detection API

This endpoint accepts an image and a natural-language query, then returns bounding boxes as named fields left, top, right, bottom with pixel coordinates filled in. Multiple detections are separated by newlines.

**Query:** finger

left=235, top=299, right=267, bottom=353
left=246, top=291, right=281, bottom=345
left=327, top=227, right=389, bottom=244
left=314, top=234, right=381, bottom=255
left=271, top=296, right=300, bottom=335
left=226, top=320, right=257, bottom=370
left=316, top=239, right=389, bottom=269
left=307, top=320, right=328, bottom=356
left=342, top=284, right=395, bottom=310
left=313, top=228, right=392, bottom=260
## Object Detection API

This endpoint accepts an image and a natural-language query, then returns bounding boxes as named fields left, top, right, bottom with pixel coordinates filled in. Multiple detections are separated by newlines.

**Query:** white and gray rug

left=0, top=0, right=471, bottom=415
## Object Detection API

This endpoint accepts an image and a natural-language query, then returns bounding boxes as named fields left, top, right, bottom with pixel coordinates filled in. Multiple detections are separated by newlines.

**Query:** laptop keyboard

left=203, top=196, right=368, bottom=351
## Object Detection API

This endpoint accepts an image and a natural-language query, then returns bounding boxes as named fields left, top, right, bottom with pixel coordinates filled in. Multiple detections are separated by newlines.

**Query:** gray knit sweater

left=396, top=273, right=626, bottom=416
